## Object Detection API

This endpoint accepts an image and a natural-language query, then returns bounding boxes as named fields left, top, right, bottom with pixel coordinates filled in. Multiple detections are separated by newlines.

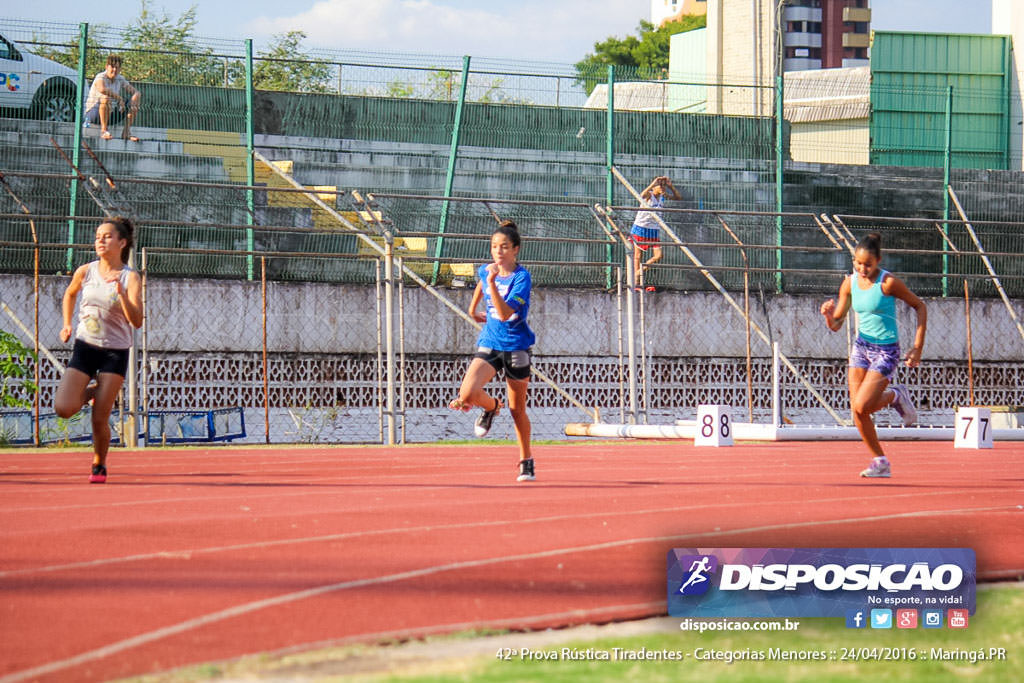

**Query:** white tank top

left=633, top=194, right=665, bottom=229
left=75, top=261, right=135, bottom=349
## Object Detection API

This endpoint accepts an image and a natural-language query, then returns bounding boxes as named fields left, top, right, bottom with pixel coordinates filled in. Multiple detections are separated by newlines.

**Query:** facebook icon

left=846, top=609, right=867, bottom=629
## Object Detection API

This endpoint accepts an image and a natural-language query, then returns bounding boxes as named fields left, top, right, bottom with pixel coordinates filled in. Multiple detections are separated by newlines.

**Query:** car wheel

left=31, top=83, right=76, bottom=122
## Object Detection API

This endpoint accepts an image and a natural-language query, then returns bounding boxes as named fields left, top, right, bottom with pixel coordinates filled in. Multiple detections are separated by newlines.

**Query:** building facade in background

left=992, top=0, right=1024, bottom=170
left=784, top=0, right=871, bottom=71
left=652, top=0, right=708, bottom=27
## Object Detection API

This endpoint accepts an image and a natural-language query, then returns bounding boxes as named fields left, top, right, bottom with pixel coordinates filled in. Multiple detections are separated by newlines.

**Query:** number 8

left=701, top=414, right=715, bottom=437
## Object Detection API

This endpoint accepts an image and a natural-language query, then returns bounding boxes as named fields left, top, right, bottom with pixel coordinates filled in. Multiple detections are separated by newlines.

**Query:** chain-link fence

left=2, top=17, right=1024, bottom=445
left=2, top=170, right=1023, bottom=446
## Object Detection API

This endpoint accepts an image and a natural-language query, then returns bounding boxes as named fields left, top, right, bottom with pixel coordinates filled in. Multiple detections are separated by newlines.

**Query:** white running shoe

left=890, top=385, right=917, bottom=426
left=860, top=456, right=891, bottom=478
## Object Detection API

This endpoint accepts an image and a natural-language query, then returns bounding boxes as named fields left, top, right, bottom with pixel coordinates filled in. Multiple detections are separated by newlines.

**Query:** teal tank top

left=851, top=270, right=899, bottom=345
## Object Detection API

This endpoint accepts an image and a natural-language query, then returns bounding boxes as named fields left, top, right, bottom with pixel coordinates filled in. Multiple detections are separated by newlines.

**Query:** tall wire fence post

left=431, top=55, right=471, bottom=285
left=771, top=341, right=781, bottom=427
left=397, top=256, right=406, bottom=444
left=624, top=243, right=638, bottom=424
left=140, top=248, right=148, bottom=446
left=126, top=273, right=138, bottom=447
left=245, top=40, right=256, bottom=281
left=942, top=85, right=953, bottom=297
left=261, top=256, right=269, bottom=444
left=67, top=22, right=89, bottom=273
left=774, top=73, right=784, bottom=294
left=717, top=214, right=753, bottom=422
left=638, top=278, right=649, bottom=424
left=384, top=235, right=396, bottom=445
left=375, top=258, right=384, bottom=444
left=615, top=266, right=625, bottom=424
left=33, top=230, right=40, bottom=446
left=965, top=279, right=974, bottom=407
left=605, top=65, right=615, bottom=290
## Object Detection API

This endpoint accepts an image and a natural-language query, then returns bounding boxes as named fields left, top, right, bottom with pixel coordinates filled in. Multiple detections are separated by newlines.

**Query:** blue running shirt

left=476, top=263, right=536, bottom=351
left=850, top=270, right=899, bottom=345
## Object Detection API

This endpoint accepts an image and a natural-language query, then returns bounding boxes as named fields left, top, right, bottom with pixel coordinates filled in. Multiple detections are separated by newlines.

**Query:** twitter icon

left=870, top=609, right=893, bottom=629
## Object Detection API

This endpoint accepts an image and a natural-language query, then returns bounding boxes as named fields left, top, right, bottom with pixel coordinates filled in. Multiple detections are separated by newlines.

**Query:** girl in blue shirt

left=820, top=232, right=927, bottom=479
left=450, top=220, right=537, bottom=482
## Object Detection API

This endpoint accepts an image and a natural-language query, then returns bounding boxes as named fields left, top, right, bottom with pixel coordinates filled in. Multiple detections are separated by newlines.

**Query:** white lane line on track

left=0, top=489, right=1005, bottom=578
left=0, top=502, right=1017, bottom=683
left=3, top=461, right=1019, bottom=514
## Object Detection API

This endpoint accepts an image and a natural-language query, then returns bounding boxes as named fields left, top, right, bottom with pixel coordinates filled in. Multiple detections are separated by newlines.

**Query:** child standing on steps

left=449, top=220, right=537, bottom=482
left=820, top=232, right=927, bottom=479
left=628, top=175, right=680, bottom=291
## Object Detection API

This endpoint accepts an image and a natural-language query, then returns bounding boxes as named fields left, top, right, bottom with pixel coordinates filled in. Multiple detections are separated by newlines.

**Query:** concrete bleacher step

left=356, top=235, right=428, bottom=255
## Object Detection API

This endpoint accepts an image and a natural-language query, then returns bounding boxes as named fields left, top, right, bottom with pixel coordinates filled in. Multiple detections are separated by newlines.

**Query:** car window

left=0, top=36, right=23, bottom=62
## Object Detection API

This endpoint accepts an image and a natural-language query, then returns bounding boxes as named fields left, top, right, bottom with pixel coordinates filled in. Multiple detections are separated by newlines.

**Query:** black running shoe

left=89, top=464, right=107, bottom=484
left=517, top=458, right=535, bottom=482
left=474, top=398, right=502, bottom=437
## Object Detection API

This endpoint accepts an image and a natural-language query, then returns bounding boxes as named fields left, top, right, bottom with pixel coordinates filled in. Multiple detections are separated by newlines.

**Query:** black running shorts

left=474, top=347, right=532, bottom=381
left=68, top=338, right=130, bottom=378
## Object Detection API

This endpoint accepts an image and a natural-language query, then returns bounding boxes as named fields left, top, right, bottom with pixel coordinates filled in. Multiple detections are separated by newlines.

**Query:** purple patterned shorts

left=849, top=337, right=900, bottom=381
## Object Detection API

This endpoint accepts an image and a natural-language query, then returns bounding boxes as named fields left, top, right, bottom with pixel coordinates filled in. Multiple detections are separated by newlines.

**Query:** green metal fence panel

left=5, top=19, right=1024, bottom=295
left=870, top=31, right=1011, bottom=170
left=141, top=83, right=246, bottom=133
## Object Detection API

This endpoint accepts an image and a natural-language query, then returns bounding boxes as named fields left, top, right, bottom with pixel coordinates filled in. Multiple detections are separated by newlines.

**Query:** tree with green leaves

left=575, top=15, right=707, bottom=94
left=120, top=0, right=223, bottom=86
left=33, top=1, right=334, bottom=92
left=32, top=1, right=224, bottom=86
left=0, top=330, right=36, bottom=409
left=249, top=31, right=334, bottom=93
left=31, top=32, right=108, bottom=77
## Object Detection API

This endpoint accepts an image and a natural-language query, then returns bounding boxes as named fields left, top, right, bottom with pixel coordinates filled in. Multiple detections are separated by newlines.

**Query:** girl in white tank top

left=75, top=261, right=136, bottom=349
left=54, top=218, right=144, bottom=484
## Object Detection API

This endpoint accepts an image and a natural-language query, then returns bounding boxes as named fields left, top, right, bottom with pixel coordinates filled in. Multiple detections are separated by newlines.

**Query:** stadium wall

left=4, top=274, right=1021, bottom=441
left=3, top=274, right=1020, bottom=361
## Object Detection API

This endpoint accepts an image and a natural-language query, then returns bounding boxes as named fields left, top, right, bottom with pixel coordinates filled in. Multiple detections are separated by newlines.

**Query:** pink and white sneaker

left=859, top=456, right=891, bottom=478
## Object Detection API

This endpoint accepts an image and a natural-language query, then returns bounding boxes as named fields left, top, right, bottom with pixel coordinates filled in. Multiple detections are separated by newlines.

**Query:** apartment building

left=784, top=0, right=871, bottom=70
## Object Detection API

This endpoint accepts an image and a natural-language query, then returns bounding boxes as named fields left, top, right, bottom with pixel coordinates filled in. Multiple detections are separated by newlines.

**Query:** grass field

left=124, top=582, right=1023, bottom=682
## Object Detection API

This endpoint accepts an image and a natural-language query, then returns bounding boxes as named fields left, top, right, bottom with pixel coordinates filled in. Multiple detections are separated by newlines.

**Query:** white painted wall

left=992, top=0, right=1024, bottom=170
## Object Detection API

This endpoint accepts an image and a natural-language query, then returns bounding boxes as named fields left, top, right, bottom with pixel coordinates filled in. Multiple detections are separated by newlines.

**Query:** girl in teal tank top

left=820, top=232, right=928, bottom=479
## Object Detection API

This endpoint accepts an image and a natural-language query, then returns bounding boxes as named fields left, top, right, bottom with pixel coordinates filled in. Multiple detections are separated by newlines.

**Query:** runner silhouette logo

left=677, top=555, right=718, bottom=596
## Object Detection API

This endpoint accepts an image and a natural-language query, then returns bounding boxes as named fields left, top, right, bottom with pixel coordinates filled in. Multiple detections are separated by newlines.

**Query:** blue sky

left=1, top=0, right=995, bottom=64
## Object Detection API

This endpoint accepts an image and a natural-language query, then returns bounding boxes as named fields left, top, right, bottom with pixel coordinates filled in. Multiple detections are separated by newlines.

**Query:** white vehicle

left=0, top=31, right=77, bottom=121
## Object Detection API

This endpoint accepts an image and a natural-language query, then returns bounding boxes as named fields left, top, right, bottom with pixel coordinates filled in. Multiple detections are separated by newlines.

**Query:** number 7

left=961, top=415, right=973, bottom=439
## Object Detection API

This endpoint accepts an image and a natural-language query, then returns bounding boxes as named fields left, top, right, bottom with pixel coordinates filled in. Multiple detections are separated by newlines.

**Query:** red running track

left=1, top=440, right=1022, bottom=682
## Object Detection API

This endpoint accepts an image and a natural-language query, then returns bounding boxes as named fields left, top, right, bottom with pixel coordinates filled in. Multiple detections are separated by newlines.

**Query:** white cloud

left=243, top=0, right=648, bottom=63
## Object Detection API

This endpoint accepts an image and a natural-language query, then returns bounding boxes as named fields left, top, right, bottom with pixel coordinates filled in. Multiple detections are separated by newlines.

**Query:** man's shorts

left=84, top=102, right=126, bottom=125
left=629, top=225, right=659, bottom=252
left=474, top=347, right=532, bottom=381
left=849, top=337, right=900, bottom=381
left=68, top=338, right=130, bottom=378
